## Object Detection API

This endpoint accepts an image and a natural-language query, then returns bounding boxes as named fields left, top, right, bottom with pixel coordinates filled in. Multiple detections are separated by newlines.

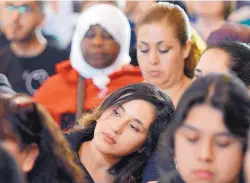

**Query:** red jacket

left=34, top=60, right=143, bottom=129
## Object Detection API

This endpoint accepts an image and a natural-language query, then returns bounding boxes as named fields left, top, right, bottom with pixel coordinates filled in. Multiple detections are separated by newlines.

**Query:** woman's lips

left=149, top=71, right=161, bottom=77
left=193, top=169, right=214, bottom=180
left=102, top=132, right=116, bottom=144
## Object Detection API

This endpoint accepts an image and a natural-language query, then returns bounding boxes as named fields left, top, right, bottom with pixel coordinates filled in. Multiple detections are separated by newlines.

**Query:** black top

left=142, top=152, right=184, bottom=183
left=0, top=45, right=69, bottom=95
left=142, top=153, right=159, bottom=183
left=66, top=130, right=143, bottom=183
left=0, top=31, right=60, bottom=49
left=65, top=131, right=95, bottom=183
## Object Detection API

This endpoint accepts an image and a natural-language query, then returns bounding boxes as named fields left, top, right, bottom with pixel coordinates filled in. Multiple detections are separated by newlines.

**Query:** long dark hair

left=0, top=93, right=84, bottom=183
left=157, top=73, right=250, bottom=182
left=0, top=145, right=26, bottom=183
left=203, top=41, right=250, bottom=87
left=68, top=83, right=175, bottom=183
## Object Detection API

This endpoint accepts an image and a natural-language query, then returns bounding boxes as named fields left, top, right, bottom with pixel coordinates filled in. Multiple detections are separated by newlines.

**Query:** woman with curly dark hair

left=66, top=83, right=175, bottom=183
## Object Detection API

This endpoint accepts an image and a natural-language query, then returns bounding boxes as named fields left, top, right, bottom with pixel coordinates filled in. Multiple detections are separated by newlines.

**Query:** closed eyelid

left=138, top=45, right=149, bottom=53
left=138, top=43, right=149, bottom=47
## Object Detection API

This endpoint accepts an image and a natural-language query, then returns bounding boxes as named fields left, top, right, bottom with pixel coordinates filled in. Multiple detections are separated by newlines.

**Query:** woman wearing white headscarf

left=34, top=4, right=143, bottom=129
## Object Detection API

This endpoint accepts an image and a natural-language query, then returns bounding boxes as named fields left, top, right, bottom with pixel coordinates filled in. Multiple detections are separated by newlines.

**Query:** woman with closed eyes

left=158, top=73, right=250, bottom=183
left=136, top=3, right=206, bottom=183
left=136, top=2, right=206, bottom=107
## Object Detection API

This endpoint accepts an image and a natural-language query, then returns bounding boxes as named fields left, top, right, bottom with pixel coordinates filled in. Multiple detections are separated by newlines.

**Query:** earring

left=173, top=157, right=178, bottom=170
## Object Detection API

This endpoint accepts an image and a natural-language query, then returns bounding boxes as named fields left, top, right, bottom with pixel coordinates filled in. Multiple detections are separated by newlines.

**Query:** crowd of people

left=1, top=1, right=250, bottom=183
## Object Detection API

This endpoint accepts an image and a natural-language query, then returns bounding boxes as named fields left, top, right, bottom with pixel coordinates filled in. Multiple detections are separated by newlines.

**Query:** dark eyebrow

left=140, top=41, right=148, bottom=45
left=6, top=3, right=30, bottom=7
left=215, top=132, right=233, bottom=138
left=156, top=41, right=164, bottom=46
left=182, top=124, right=233, bottom=138
left=140, top=41, right=165, bottom=46
left=181, top=124, right=200, bottom=132
left=118, top=105, right=125, bottom=112
left=119, top=105, right=144, bottom=128
left=21, top=4, right=32, bottom=7
left=134, top=119, right=144, bottom=128
left=6, top=2, right=14, bottom=6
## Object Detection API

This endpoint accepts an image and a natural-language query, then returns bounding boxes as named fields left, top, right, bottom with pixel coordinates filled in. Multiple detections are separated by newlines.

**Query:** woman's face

left=81, top=24, right=120, bottom=69
left=137, top=23, right=191, bottom=88
left=174, top=104, right=243, bottom=183
left=93, top=99, right=155, bottom=157
left=194, top=48, right=230, bottom=80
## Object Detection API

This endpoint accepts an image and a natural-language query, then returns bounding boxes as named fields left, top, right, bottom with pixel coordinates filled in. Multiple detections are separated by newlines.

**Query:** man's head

left=1, top=1, right=45, bottom=42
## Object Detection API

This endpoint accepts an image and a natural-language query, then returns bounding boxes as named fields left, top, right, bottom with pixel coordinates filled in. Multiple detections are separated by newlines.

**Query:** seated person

left=0, top=93, right=85, bottom=183
left=66, top=83, right=175, bottom=183
left=0, top=1, right=69, bottom=95
left=34, top=4, right=143, bottom=129
left=158, top=73, right=249, bottom=183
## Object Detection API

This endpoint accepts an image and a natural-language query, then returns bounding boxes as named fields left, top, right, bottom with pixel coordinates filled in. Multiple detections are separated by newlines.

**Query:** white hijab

left=70, top=4, right=131, bottom=90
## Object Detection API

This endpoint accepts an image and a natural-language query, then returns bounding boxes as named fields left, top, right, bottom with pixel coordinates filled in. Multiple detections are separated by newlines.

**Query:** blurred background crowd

left=1, top=1, right=250, bottom=183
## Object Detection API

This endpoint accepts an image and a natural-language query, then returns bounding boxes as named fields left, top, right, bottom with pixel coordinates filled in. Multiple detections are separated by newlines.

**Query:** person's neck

left=196, top=16, right=225, bottom=40
left=79, top=140, right=121, bottom=182
left=10, top=31, right=47, bottom=58
left=160, top=75, right=191, bottom=108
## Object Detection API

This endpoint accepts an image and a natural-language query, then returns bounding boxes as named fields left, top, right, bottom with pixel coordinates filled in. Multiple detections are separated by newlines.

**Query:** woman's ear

left=182, top=40, right=192, bottom=60
left=21, top=144, right=39, bottom=173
